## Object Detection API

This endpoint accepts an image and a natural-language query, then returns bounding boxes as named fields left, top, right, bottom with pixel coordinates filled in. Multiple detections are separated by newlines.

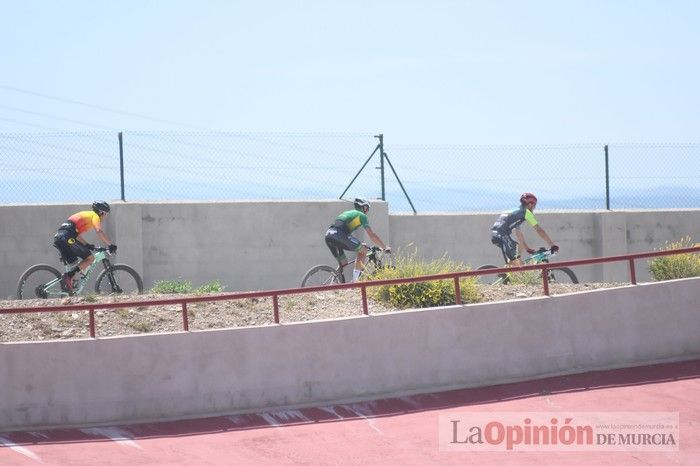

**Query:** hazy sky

left=2, top=0, right=698, bottom=144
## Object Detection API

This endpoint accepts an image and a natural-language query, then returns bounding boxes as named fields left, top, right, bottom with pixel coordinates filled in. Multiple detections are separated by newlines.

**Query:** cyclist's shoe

left=60, top=273, right=75, bottom=294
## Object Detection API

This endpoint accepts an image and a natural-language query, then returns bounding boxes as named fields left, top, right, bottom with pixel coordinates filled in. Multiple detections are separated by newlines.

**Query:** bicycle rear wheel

left=17, top=264, right=63, bottom=299
left=476, top=264, right=509, bottom=285
left=548, top=267, right=579, bottom=284
left=301, top=265, right=344, bottom=287
left=95, top=264, right=144, bottom=295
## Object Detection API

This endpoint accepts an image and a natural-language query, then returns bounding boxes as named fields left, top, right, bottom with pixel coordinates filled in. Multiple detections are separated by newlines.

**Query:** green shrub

left=150, top=279, right=225, bottom=294
left=150, top=279, right=193, bottom=294
left=195, top=280, right=225, bottom=294
left=648, top=236, right=700, bottom=281
left=365, top=246, right=482, bottom=308
left=506, top=270, right=541, bottom=285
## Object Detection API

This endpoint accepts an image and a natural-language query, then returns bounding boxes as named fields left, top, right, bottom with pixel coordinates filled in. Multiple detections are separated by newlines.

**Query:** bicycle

left=477, top=247, right=578, bottom=285
left=300, top=246, right=390, bottom=287
left=17, top=246, right=144, bottom=299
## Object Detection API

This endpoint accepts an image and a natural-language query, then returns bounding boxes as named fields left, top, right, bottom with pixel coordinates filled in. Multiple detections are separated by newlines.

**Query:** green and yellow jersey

left=334, top=209, right=369, bottom=233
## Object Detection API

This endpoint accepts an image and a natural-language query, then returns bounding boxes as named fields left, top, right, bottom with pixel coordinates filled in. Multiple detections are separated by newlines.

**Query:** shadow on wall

left=2, top=359, right=697, bottom=440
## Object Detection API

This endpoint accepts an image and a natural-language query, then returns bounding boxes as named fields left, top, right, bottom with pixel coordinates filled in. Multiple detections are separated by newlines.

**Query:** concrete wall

left=2, top=278, right=698, bottom=431
left=1, top=202, right=698, bottom=298
left=0, top=201, right=389, bottom=298
left=389, top=209, right=700, bottom=283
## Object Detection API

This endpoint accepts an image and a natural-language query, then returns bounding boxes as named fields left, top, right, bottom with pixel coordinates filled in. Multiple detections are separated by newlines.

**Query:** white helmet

left=354, top=198, right=370, bottom=210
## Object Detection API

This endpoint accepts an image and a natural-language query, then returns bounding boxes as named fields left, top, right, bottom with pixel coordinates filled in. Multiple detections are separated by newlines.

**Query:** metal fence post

left=604, top=144, right=610, bottom=210
left=376, top=134, right=385, bottom=201
left=118, top=132, right=126, bottom=201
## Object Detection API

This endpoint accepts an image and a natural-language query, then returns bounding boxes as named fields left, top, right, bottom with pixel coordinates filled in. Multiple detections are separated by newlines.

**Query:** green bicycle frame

left=492, top=250, right=551, bottom=285
left=45, top=249, right=109, bottom=297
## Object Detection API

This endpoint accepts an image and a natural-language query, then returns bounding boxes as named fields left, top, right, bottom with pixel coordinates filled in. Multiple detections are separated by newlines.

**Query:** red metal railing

left=1, top=246, right=698, bottom=338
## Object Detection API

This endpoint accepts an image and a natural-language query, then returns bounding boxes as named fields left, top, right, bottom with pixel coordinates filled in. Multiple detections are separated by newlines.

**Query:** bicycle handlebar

left=90, top=246, right=114, bottom=255
left=364, top=245, right=391, bottom=254
left=530, top=247, right=555, bottom=259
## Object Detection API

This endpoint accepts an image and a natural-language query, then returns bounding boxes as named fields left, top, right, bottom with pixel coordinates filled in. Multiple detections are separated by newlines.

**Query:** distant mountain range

left=1, top=181, right=698, bottom=212
left=383, top=185, right=700, bottom=212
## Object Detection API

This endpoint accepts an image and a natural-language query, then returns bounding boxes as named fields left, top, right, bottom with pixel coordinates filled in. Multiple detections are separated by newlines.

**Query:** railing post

left=454, top=276, right=462, bottom=304
left=181, top=302, right=189, bottom=331
left=541, top=267, right=550, bottom=296
left=628, top=258, right=637, bottom=284
left=361, top=285, right=369, bottom=315
left=273, top=295, right=280, bottom=323
left=89, top=308, right=96, bottom=337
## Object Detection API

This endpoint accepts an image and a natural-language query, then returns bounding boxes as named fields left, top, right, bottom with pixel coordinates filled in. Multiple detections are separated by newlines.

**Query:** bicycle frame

left=337, top=247, right=386, bottom=280
left=48, top=249, right=110, bottom=296
left=491, top=248, right=554, bottom=285
left=301, top=246, right=391, bottom=287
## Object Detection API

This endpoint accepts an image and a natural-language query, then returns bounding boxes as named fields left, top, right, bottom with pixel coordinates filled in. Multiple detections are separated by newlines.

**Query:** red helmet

left=520, top=192, right=538, bottom=208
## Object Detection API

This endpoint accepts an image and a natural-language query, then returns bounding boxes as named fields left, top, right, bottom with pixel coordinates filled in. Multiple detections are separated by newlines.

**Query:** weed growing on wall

left=648, top=236, right=700, bottom=280
left=365, top=246, right=482, bottom=308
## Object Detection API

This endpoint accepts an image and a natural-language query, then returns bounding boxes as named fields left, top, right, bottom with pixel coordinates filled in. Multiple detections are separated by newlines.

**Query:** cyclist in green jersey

left=325, top=198, right=391, bottom=282
left=490, top=192, right=559, bottom=267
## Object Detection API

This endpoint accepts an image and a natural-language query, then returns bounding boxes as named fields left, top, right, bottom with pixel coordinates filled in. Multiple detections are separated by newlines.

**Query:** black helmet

left=92, top=200, right=111, bottom=214
left=354, top=197, right=370, bottom=210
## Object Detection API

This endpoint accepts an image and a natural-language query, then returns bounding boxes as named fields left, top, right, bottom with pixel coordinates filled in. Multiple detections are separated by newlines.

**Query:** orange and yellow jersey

left=68, top=211, right=102, bottom=235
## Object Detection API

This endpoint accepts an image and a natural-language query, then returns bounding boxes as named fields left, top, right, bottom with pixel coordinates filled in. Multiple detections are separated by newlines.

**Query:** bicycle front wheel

left=301, top=265, right=343, bottom=287
left=17, top=264, right=63, bottom=299
left=95, top=264, right=144, bottom=295
left=476, top=264, right=509, bottom=285
left=548, top=267, right=579, bottom=284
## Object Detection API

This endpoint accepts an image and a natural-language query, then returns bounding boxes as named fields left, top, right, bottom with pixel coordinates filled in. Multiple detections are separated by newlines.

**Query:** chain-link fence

left=382, top=143, right=699, bottom=212
left=1, top=132, right=697, bottom=212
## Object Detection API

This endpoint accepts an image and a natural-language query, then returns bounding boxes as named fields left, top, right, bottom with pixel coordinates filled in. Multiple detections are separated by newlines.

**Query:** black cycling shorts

left=53, top=231, right=91, bottom=264
left=325, top=227, right=362, bottom=262
left=491, top=233, right=518, bottom=263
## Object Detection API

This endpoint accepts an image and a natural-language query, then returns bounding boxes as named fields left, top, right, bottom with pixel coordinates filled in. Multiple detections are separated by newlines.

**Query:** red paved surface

left=1, top=359, right=699, bottom=465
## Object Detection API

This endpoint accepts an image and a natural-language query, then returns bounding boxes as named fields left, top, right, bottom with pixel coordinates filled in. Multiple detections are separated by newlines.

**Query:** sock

left=352, top=269, right=361, bottom=282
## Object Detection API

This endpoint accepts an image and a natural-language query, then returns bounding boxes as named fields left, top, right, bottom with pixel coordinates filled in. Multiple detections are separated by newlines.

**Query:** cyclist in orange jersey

left=53, top=200, right=117, bottom=293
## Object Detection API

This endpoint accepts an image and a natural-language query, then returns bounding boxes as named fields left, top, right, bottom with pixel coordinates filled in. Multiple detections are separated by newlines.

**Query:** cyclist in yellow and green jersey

left=325, top=198, right=390, bottom=282
left=53, top=201, right=117, bottom=293
left=490, top=192, right=559, bottom=267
